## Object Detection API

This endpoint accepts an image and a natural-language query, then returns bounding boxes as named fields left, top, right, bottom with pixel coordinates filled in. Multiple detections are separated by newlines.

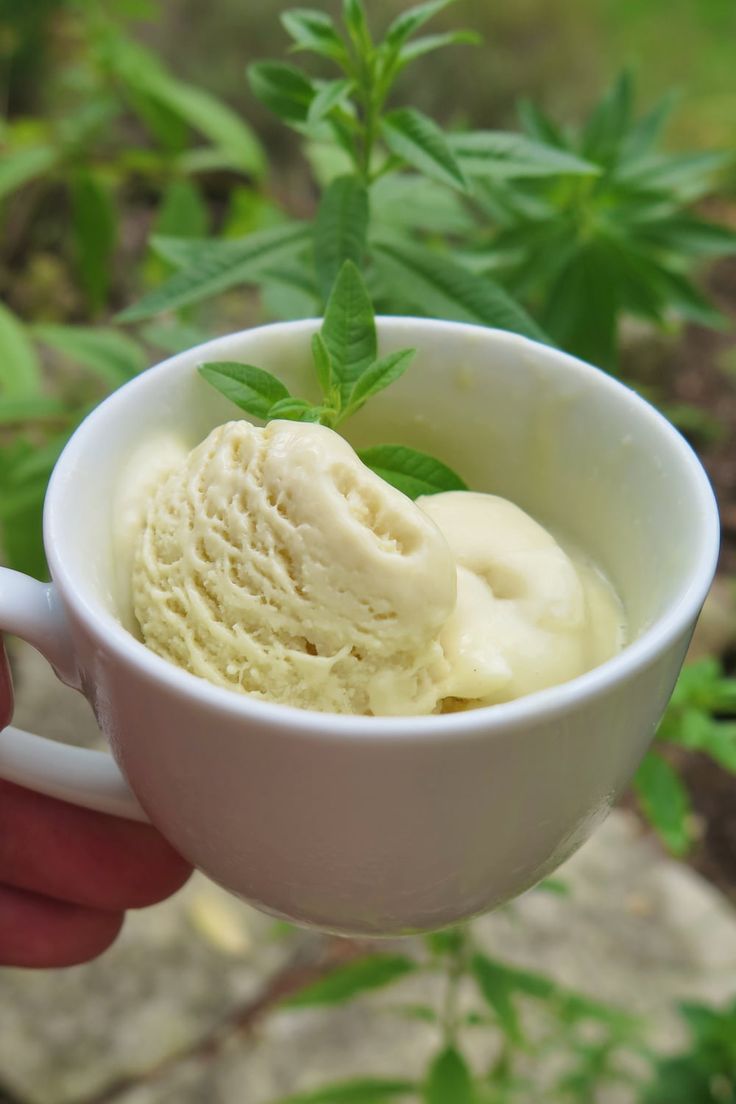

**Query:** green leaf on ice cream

left=268, top=397, right=323, bottom=421
left=358, top=445, right=467, bottom=499
left=345, top=348, right=415, bottom=415
left=197, top=362, right=291, bottom=419
left=311, top=332, right=335, bottom=399
left=198, top=260, right=467, bottom=496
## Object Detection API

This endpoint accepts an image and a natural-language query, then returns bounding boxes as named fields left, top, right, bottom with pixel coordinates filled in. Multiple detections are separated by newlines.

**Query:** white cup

left=0, top=319, right=719, bottom=935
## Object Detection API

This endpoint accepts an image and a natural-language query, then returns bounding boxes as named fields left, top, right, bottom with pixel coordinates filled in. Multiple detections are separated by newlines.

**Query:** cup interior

left=47, top=318, right=718, bottom=676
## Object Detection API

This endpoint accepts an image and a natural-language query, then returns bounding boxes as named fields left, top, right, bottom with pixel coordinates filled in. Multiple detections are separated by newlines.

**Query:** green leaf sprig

left=198, top=260, right=467, bottom=499
left=120, top=0, right=553, bottom=344
left=262, top=923, right=646, bottom=1104
left=248, top=0, right=478, bottom=190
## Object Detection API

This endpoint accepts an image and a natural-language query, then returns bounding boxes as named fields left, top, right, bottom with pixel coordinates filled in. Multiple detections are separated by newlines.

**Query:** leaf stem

left=440, top=929, right=468, bottom=1046
left=357, top=61, right=377, bottom=183
left=487, top=1040, right=513, bottom=1090
left=350, top=33, right=387, bottom=186
left=369, top=153, right=403, bottom=185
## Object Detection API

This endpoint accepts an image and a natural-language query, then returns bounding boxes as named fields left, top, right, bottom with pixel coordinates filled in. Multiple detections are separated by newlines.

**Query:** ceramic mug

left=0, top=319, right=720, bottom=935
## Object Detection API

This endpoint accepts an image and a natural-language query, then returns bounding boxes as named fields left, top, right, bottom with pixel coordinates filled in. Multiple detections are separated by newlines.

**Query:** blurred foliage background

left=3, top=0, right=735, bottom=333
left=9, top=0, right=736, bottom=141
left=2, top=2, right=736, bottom=1101
left=155, top=0, right=736, bottom=148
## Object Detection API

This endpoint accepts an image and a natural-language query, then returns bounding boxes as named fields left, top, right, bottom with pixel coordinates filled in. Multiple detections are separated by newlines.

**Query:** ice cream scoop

left=131, top=420, right=624, bottom=715
left=132, top=419, right=457, bottom=715
left=417, top=492, right=624, bottom=708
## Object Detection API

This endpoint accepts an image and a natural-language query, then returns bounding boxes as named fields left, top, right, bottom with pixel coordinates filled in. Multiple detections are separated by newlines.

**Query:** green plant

left=1, top=2, right=263, bottom=316
left=120, top=0, right=596, bottom=336
left=461, top=71, right=736, bottom=371
left=634, top=658, right=736, bottom=856
left=642, top=999, right=736, bottom=1103
left=264, top=921, right=650, bottom=1103
left=200, top=259, right=466, bottom=495
left=120, top=12, right=736, bottom=391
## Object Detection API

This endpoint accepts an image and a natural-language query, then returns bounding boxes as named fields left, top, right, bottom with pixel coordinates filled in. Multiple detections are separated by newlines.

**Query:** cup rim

left=45, top=316, right=721, bottom=742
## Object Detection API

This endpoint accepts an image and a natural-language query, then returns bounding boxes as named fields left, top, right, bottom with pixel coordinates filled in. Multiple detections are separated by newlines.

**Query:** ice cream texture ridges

left=130, top=420, right=624, bottom=715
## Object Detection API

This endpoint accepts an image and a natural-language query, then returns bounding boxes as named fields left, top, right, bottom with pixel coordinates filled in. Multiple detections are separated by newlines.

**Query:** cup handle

left=0, top=568, right=147, bottom=823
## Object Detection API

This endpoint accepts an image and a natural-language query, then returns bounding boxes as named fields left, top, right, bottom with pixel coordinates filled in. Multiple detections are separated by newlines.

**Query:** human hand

left=0, top=640, right=192, bottom=968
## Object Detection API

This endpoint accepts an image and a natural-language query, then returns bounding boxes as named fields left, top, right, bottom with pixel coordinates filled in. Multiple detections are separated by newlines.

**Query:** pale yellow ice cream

left=128, top=420, right=624, bottom=715
left=132, top=420, right=457, bottom=715
left=114, top=432, right=190, bottom=633
left=418, top=493, right=623, bottom=709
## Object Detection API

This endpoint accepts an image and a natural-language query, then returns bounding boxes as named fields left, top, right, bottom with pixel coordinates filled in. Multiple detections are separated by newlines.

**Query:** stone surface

left=7, top=639, right=104, bottom=750
left=0, top=876, right=311, bottom=1104
left=2, top=816, right=732, bottom=1104
left=19, top=814, right=733, bottom=1104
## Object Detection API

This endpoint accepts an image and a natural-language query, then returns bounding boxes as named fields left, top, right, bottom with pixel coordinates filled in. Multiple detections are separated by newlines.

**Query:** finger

left=0, top=781, right=191, bottom=911
left=0, top=638, right=14, bottom=729
left=0, top=884, right=123, bottom=968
